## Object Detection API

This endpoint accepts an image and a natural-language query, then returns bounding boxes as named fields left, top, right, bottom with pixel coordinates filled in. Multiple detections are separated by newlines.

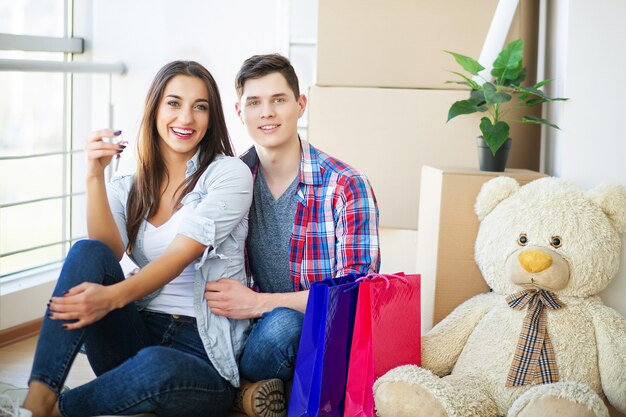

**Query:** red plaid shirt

left=241, top=139, right=380, bottom=290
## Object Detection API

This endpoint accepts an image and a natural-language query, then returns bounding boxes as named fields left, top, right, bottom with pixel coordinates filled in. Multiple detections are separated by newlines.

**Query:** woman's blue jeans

left=29, top=239, right=234, bottom=417
left=239, top=307, right=304, bottom=382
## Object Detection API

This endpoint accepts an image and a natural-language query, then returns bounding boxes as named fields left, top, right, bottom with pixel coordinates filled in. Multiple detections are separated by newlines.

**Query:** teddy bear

left=373, top=177, right=626, bottom=417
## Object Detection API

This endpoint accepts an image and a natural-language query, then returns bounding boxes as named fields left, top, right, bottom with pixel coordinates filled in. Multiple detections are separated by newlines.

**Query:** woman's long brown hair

left=125, top=61, right=234, bottom=254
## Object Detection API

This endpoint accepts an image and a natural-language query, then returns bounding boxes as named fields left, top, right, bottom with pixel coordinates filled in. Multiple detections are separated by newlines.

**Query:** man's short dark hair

left=235, top=54, right=300, bottom=99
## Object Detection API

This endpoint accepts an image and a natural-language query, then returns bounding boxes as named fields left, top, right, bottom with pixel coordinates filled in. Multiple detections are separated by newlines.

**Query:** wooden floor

left=0, top=336, right=96, bottom=389
left=0, top=335, right=245, bottom=417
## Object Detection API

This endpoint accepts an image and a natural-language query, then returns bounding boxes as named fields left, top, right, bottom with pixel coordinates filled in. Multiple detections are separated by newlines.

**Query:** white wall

left=544, top=0, right=626, bottom=316
left=86, top=1, right=288, bottom=158
left=86, top=1, right=292, bottom=271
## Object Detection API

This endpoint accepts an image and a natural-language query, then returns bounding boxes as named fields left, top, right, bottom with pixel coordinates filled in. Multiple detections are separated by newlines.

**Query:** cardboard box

left=317, top=0, right=539, bottom=89
left=417, top=166, right=546, bottom=333
left=307, top=85, right=541, bottom=230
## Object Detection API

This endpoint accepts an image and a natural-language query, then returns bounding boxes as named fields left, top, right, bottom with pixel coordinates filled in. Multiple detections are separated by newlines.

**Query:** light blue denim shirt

left=106, top=152, right=253, bottom=387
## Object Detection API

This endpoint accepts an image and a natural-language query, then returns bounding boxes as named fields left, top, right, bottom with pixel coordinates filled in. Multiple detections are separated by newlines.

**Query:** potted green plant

left=445, top=38, right=567, bottom=171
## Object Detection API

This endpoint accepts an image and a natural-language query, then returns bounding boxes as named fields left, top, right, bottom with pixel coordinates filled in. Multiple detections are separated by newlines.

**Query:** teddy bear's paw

left=374, top=380, right=447, bottom=417
left=514, top=396, right=599, bottom=417
left=374, top=366, right=500, bottom=417
left=374, top=366, right=449, bottom=417
left=508, top=382, right=609, bottom=417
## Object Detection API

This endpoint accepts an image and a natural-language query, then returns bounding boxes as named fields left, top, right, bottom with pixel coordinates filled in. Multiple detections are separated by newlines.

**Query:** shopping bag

left=343, top=273, right=421, bottom=417
left=288, top=273, right=364, bottom=417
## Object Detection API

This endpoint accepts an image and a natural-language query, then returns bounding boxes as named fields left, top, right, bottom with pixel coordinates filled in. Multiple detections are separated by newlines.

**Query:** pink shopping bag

left=343, top=273, right=421, bottom=417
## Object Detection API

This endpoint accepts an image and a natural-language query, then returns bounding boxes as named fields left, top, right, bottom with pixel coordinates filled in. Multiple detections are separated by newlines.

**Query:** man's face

left=236, top=72, right=306, bottom=151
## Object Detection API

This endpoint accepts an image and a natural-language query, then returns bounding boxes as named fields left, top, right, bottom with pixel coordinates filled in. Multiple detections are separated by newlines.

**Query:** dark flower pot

left=476, top=136, right=512, bottom=172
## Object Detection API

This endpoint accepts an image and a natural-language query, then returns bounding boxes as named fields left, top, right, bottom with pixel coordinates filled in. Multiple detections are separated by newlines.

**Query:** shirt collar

left=185, top=148, right=202, bottom=177
left=298, top=139, right=323, bottom=186
left=240, top=138, right=323, bottom=186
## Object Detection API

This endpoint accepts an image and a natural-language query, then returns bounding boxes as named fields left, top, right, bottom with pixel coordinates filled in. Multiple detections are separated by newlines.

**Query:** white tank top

left=143, top=204, right=197, bottom=317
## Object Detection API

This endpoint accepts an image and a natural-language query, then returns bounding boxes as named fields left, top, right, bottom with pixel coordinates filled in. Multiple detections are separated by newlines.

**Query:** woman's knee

left=67, top=239, right=115, bottom=261
left=58, top=239, right=121, bottom=288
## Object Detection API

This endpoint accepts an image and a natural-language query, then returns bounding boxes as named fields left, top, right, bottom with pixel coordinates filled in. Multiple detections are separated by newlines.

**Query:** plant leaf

left=525, top=97, right=568, bottom=107
left=480, top=117, right=510, bottom=155
left=470, top=89, right=486, bottom=106
left=517, top=86, right=569, bottom=104
left=448, top=71, right=480, bottom=89
left=534, top=79, right=552, bottom=89
left=503, top=68, right=527, bottom=87
left=525, top=98, right=548, bottom=107
left=518, top=86, right=549, bottom=99
left=491, top=39, right=524, bottom=80
left=523, top=115, right=560, bottom=129
left=483, top=82, right=512, bottom=105
left=447, top=99, right=487, bottom=121
left=444, top=50, right=485, bottom=75
left=445, top=81, right=473, bottom=86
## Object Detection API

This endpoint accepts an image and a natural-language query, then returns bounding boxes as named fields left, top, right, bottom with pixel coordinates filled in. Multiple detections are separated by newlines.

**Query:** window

left=0, top=1, right=121, bottom=279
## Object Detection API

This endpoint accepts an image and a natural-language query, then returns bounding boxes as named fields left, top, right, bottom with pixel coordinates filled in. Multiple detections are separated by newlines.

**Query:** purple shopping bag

left=288, top=273, right=363, bottom=417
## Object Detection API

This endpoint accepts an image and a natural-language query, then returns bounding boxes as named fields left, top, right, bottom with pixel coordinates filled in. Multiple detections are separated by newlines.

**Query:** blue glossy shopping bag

left=287, top=274, right=363, bottom=417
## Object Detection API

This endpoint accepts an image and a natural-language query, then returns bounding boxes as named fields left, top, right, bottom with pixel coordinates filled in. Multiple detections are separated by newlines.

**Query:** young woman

left=17, top=61, right=253, bottom=417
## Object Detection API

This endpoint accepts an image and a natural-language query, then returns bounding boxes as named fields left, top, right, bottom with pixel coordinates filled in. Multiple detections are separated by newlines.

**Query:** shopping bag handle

left=363, top=273, right=408, bottom=289
left=363, top=272, right=407, bottom=281
left=342, top=274, right=370, bottom=292
left=321, top=273, right=363, bottom=287
left=343, top=272, right=408, bottom=291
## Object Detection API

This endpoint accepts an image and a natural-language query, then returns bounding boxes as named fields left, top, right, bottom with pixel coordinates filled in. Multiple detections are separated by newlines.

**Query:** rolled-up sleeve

left=178, top=157, right=253, bottom=255
left=335, top=174, right=380, bottom=275
left=106, top=176, right=132, bottom=250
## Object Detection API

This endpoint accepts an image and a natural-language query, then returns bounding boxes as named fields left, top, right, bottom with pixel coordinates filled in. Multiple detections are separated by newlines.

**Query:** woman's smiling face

left=156, top=74, right=210, bottom=160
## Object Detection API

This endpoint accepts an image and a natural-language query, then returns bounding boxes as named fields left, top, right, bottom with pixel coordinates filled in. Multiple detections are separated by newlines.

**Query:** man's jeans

left=239, top=307, right=304, bottom=381
left=29, top=239, right=234, bottom=417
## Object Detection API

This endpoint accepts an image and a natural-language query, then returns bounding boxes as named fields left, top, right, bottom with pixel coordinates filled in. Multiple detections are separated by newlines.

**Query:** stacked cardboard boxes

left=307, top=0, right=541, bottom=275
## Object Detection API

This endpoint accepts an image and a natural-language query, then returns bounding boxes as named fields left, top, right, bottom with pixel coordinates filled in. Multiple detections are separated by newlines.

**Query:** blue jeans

left=239, top=307, right=304, bottom=381
left=29, top=240, right=234, bottom=417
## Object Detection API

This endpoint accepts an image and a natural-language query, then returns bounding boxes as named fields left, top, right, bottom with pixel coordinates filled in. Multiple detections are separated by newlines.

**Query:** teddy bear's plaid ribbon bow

left=505, top=289, right=565, bottom=387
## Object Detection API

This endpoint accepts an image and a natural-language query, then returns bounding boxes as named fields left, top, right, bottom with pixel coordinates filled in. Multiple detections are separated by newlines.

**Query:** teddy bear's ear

left=586, top=184, right=626, bottom=233
left=475, top=176, right=520, bottom=221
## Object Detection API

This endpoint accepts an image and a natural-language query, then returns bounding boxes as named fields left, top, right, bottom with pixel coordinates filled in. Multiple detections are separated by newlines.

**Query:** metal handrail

left=0, top=236, right=86, bottom=259
left=0, top=191, right=86, bottom=209
left=0, top=149, right=83, bottom=161
left=0, top=58, right=126, bottom=74
left=0, top=33, right=83, bottom=53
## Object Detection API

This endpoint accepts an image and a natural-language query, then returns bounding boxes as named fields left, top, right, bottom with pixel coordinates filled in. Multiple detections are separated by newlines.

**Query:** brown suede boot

left=232, top=379, right=286, bottom=417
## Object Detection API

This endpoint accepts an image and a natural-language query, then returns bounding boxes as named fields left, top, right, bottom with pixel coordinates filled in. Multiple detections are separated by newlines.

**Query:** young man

left=204, top=54, right=380, bottom=417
